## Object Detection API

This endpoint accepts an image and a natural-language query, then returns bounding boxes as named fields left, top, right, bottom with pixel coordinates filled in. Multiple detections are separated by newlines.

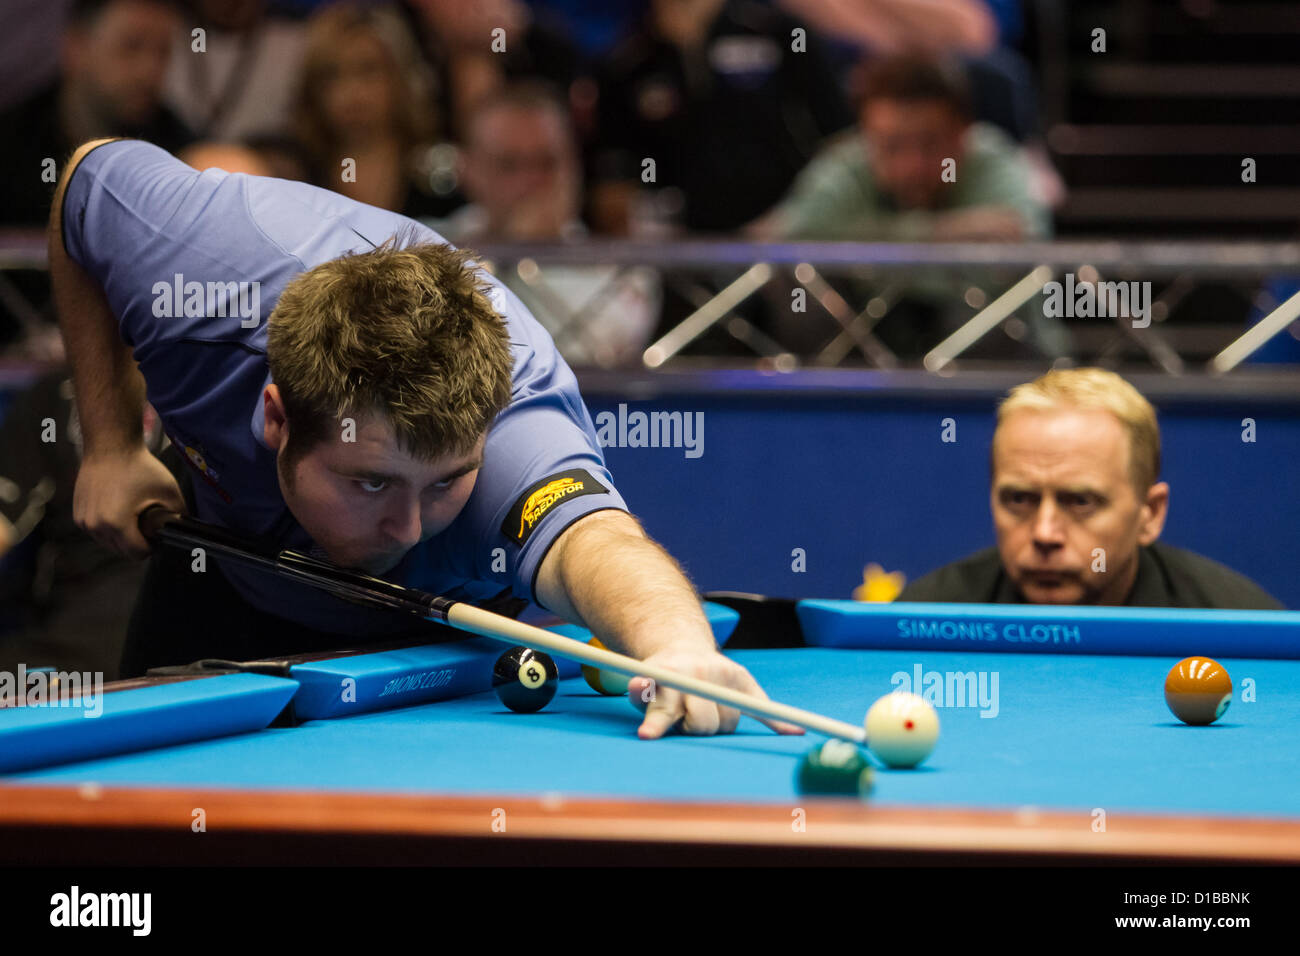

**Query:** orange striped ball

left=582, top=637, right=631, bottom=696
left=1164, top=657, right=1232, bottom=725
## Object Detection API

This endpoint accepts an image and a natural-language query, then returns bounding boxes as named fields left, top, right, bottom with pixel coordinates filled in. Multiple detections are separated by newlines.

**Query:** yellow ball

left=581, top=637, right=630, bottom=696
left=864, top=692, right=939, bottom=768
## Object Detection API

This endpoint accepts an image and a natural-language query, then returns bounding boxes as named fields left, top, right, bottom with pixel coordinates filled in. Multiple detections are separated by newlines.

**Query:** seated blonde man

left=898, top=369, right=1283, bottom=608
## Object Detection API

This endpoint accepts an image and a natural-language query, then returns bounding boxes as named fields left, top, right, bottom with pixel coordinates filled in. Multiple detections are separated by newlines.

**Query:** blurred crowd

left=0, top=0, right=1058, bottom=364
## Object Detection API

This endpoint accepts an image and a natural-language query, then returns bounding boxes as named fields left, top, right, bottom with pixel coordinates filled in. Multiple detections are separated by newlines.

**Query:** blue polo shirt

left=61, top=139, right=628, bottom=635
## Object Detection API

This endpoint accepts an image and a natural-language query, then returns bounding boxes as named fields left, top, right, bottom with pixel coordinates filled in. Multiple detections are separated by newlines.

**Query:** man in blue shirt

left=49, top=138, right=796, bottom=740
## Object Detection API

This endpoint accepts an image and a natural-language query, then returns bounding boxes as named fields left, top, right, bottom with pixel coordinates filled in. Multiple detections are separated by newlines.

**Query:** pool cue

left=138, top=506, right=867, bottom=744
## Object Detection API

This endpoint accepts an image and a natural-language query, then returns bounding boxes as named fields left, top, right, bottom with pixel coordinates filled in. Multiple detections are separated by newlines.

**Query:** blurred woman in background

left=292, top=4, right=454, bottom=218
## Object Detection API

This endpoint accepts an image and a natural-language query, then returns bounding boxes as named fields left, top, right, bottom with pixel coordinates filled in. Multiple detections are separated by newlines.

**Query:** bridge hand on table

left=624, top=650, right=805, bottom=739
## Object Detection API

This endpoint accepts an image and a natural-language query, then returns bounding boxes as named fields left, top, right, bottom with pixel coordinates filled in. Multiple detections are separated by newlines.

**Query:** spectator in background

left=896, top=368, right=1283, bottom=609
left=589, top=0, right=852, bottom=235
left=162, top=0, right=307, bottom=142
left=772, top=1, right=1058, bottom=200
left=750, top=55, right=1057, bottom=359
left=0, top=0, right=192, bottom=226
left=439, top=82, right=580, bottom=242
left=752, top=54, right=1046, bottom=241
left=293, top=4, right=445, bottom=218
left=433, top=83, right=660, bottom=367
left=395, top=0, right=585, bottom=143
left=0, top=370, right=168, bottom=680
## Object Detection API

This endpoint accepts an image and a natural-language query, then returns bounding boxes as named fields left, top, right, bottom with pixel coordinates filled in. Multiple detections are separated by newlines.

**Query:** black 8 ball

left=492, top=646, right=559, bottom=713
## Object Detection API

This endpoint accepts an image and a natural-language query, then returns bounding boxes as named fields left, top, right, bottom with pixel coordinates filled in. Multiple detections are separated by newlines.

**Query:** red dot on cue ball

left=864, top=692, right=940, bottom=769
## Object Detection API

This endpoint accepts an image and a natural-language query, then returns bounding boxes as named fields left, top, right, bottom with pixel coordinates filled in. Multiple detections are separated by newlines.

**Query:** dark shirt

left=0, top=370, right=168, bottom=677
left=301, top=155, right=466, bottom=221
left=0, top=82, right=194, bottom=226
left=897, top=543, right=1285, bottom=610
left=593, top=0, right=852, bottom=232
left=0, top=370, right=166, bottom=603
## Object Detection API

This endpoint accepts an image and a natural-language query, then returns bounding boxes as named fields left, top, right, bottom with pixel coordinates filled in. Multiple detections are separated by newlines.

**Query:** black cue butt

left=138, top=504, right=182, bottom=542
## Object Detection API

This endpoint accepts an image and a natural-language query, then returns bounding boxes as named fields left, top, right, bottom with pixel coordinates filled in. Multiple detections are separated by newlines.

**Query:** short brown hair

left=855, top=54, right=972, bottom=118
left=996, top=368, right=1162, bottom=491
left=267, top=239, right=514, bottom=464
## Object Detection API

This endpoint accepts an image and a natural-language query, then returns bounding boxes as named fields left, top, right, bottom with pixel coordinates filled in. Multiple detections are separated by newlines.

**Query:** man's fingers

left=680, top=695, right=720, bottom=736
left=626, top=676, right=653, bottom=714
left=629, top=677, right=685, bottom=740
left=756, top=717, right=806, bottom=736
left=87, top=520, right=131, bottom=558
left=717, top=706, right=742, bottom=735
left=627, top=673, right=804, bottom=737
left=121, top=525, right=153, bottom=559
left=637, top=710, right=679, bottom=740
left=637, top=694, right=682, bottom=739
left=127, top=496, right=185, bottom=556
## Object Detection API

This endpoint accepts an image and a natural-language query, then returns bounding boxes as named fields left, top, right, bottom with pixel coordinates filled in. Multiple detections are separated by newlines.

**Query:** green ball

left=795, top=741, right=875, bottom=799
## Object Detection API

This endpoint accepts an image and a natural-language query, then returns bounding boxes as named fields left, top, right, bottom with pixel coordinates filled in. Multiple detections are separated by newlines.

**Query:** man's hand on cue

left=75, top=445, right=186, bottom=559
left=536, top=509, right=804, bottom=739
left=626, top=649, right=805, bottom=740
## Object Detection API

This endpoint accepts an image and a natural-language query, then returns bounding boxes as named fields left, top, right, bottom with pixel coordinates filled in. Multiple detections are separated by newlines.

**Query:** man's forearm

left=48, top=139, right=146, bottom=455
left=539, top=511, right=715, bottom=659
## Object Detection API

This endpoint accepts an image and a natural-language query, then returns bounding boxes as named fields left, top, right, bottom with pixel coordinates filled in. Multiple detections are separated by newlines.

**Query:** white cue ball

left=864, top=692, right=939, bottom=769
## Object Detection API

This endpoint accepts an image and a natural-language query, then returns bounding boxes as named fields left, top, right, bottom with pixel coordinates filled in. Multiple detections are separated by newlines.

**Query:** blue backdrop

left=3, top=369, right=1295, bottom=610
left=581, top=371, right=1300, bottom=610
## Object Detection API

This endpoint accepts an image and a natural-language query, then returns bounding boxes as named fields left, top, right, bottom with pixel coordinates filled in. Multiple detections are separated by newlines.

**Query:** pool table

left=3, top=641, right=1298, bottom=865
